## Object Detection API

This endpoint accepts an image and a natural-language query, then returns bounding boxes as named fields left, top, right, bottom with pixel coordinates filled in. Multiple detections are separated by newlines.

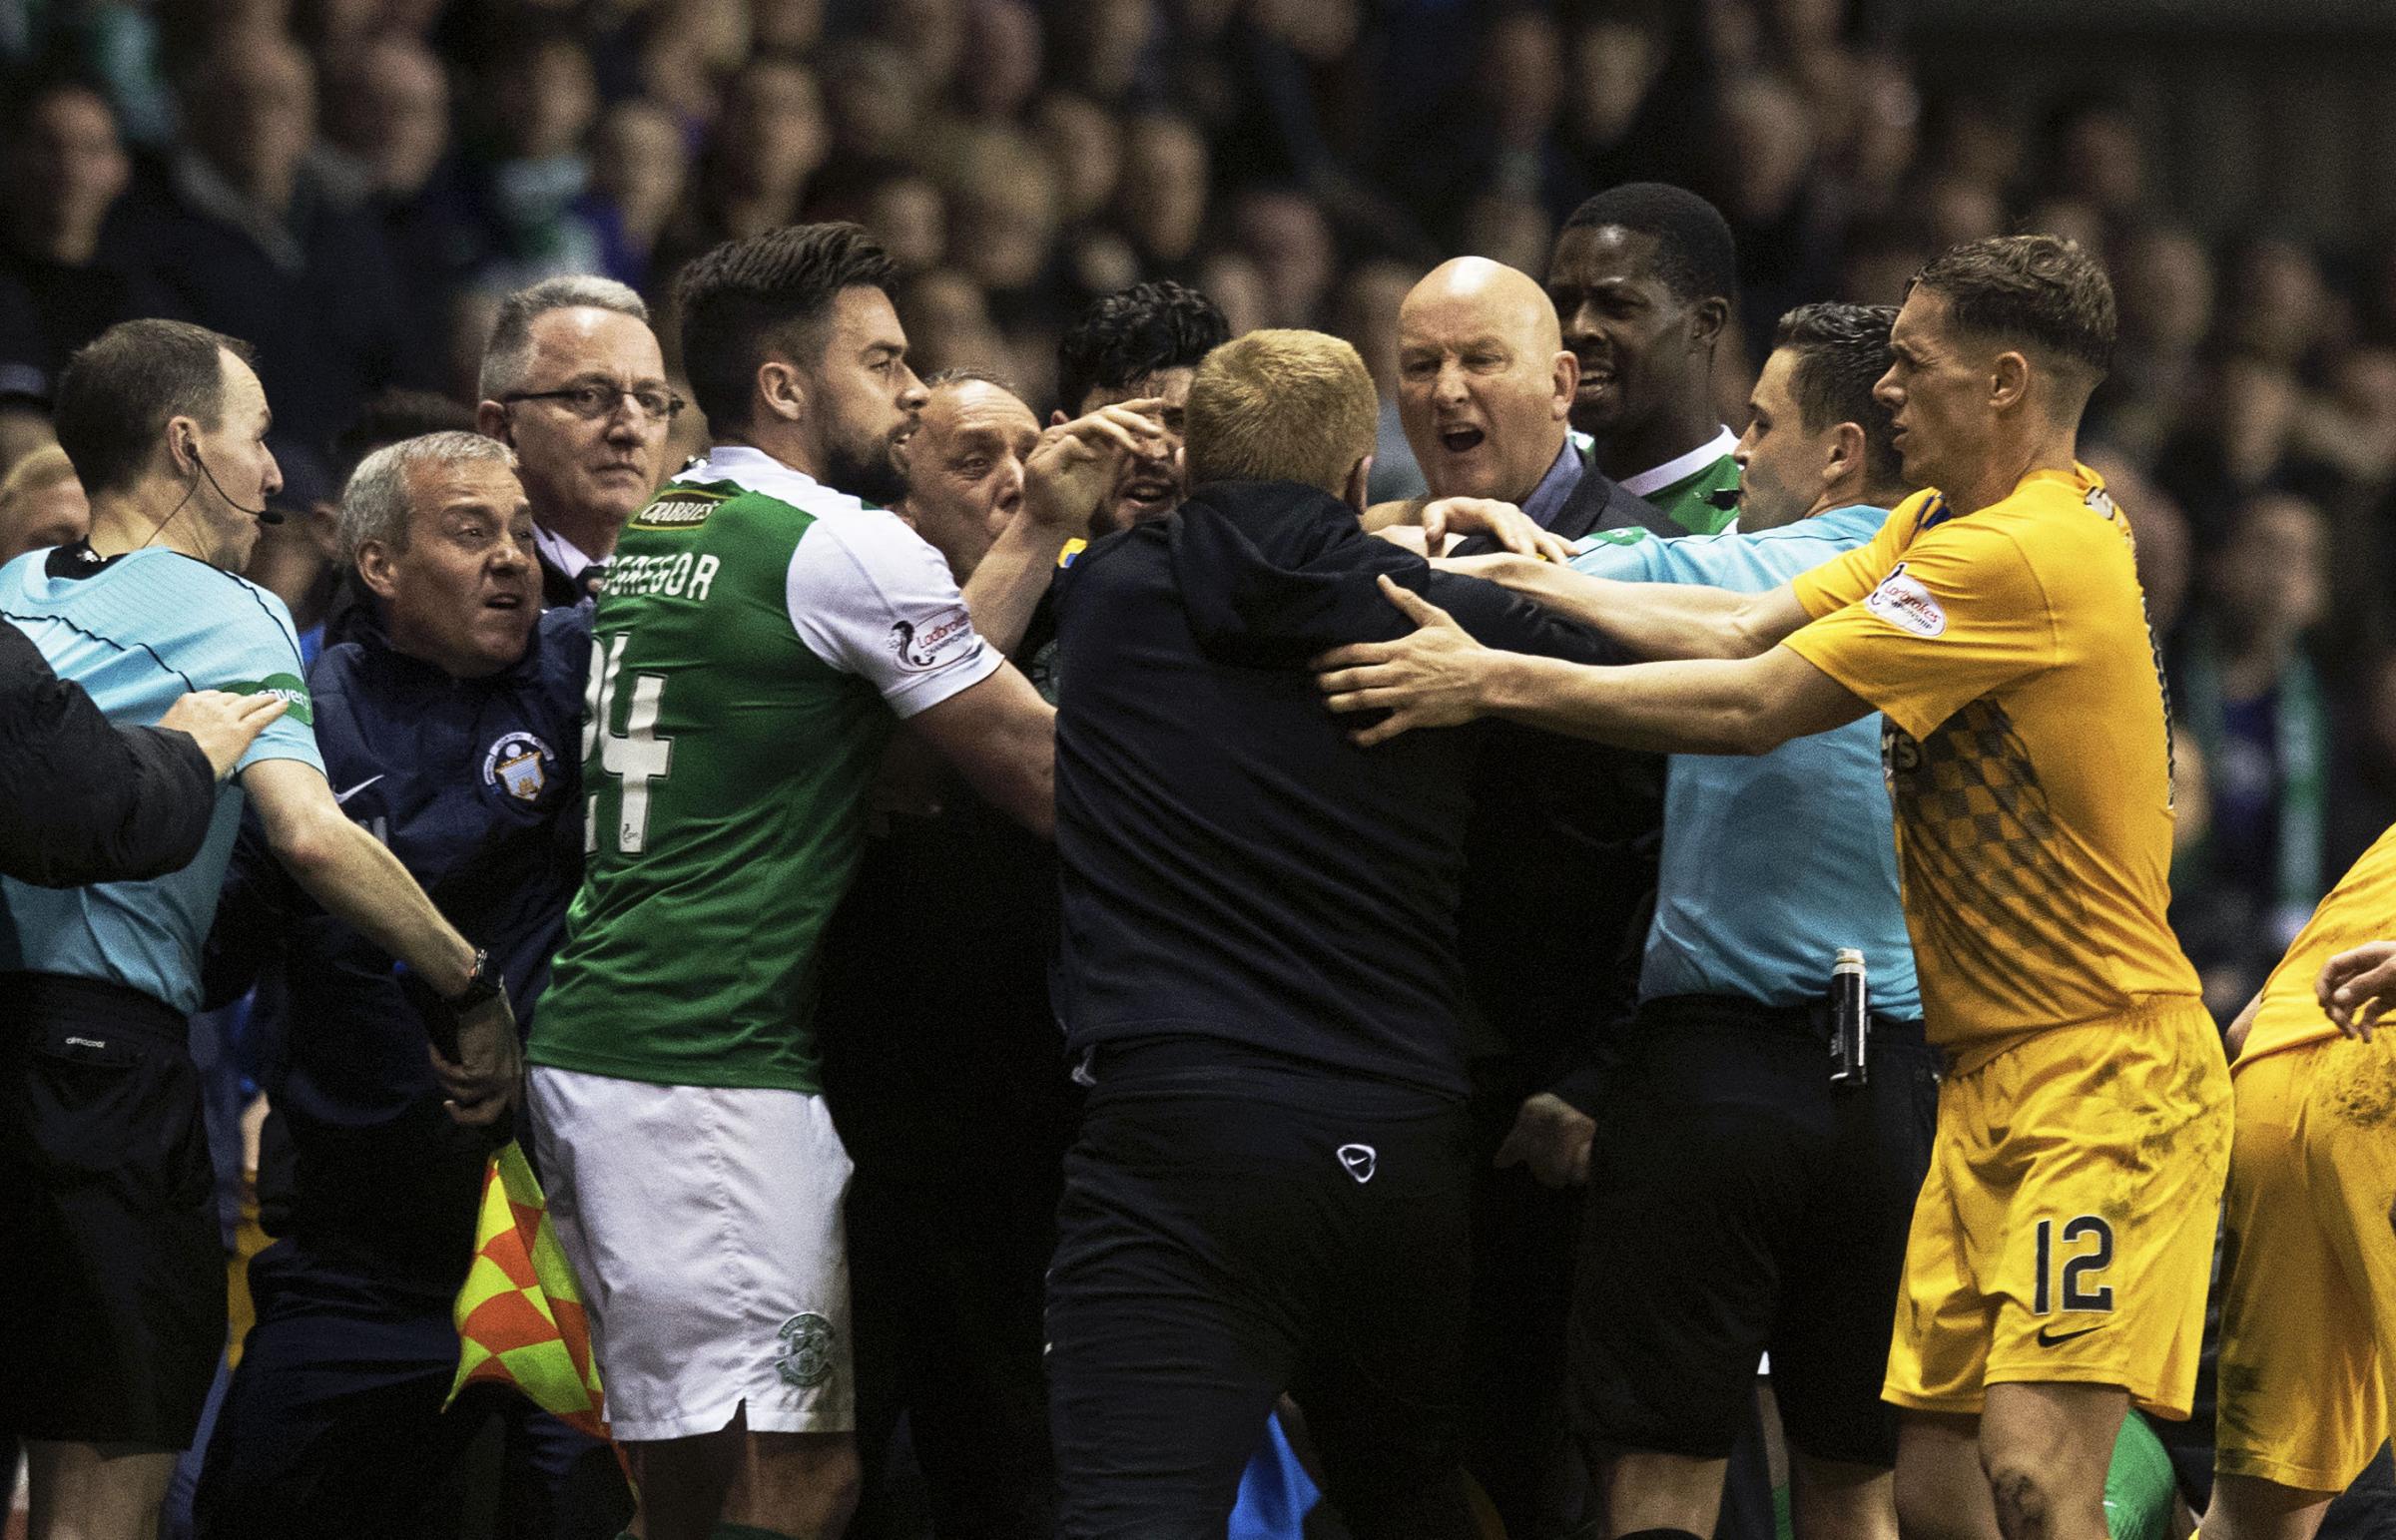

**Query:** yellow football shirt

left=1783, top=464, right=2199, bottom=1069
left=2240, top=824, right=2396, bottom=1066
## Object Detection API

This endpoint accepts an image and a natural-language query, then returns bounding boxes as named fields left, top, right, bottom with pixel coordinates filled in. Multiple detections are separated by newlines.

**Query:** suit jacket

left=1445, top=452, right=1671, bottom=1114
left=1449, top=451, right=1675, bottom=557
left=1553, top=452, right=1680, bottom=541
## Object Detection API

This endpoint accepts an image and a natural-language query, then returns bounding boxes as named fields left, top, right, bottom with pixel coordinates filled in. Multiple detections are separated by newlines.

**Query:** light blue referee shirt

left=1, top=545, right=324, bottom=1014
left=1571, top=505, right=1921, bottom=1018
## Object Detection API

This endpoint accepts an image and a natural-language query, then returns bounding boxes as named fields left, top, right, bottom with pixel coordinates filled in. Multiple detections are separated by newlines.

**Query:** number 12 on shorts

left=2032, top=1214, right=2115, bottom=1315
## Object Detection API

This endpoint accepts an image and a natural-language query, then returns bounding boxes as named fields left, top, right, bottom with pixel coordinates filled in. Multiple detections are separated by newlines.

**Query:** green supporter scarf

left=2178, top=627, right=2327, bottom=938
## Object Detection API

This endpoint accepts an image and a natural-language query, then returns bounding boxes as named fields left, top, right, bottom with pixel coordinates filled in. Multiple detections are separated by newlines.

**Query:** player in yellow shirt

left=2203, top=827, right=2396, bottom=1540
left=1314, top=234, right=2228, bottom=1540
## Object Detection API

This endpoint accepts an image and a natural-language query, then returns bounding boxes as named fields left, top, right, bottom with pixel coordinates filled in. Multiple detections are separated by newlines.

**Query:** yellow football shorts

left=1885, top=998, right=2230, bottom=1417
left=2215, top=1032, right=2396, bottom=1492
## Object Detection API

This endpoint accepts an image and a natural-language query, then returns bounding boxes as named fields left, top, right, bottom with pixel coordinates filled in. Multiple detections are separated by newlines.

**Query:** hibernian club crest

left=775, top=1311, right=838, bottom=1389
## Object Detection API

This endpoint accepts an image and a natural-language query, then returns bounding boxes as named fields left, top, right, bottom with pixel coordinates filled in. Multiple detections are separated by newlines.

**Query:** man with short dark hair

left=0, top=319, right=515, bottom=1540
left=524, top=224, right=1150, bottom=1540
left=1561, top=302, right=1929, bottom=1540
left=474, top=275, right=677, bottom=605
left=1321, top=235, right=2229, bottom=1540
left=1053, top=279, right=1230, bottom=534
left=195, top=431, right=625, bottom=1540
left=1045, top=328, right=1620, bottom=1540
left=1548, top=183, right=1744, bottom=536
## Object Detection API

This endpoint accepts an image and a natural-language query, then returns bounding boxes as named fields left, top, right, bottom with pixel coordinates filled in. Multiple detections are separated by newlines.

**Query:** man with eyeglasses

left=475, top=275, right=678, bottom=606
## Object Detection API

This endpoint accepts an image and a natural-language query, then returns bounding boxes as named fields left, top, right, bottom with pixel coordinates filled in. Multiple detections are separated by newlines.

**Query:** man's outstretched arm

left=1315, top=575, right=1869, bottom=755
left=1438, top=550, right=1814, bottom=662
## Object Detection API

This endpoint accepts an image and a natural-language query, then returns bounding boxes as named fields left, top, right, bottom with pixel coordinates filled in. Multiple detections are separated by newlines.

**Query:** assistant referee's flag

left=445, top=1140, right=609, bottom=1441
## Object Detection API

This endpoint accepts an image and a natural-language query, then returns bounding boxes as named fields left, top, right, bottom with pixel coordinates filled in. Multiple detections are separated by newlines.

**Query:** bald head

left=1397, top=257, right=1576, bottom=502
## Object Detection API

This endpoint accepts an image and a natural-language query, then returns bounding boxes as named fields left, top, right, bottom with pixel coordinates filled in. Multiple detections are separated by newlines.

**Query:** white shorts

left=526, top=1066, right=856, bottom=1441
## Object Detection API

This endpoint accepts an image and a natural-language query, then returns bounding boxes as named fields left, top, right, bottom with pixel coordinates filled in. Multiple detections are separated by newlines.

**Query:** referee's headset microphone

left=190, top=438, right=284, bottom=525
left=137, top=427, right=286, bottom=557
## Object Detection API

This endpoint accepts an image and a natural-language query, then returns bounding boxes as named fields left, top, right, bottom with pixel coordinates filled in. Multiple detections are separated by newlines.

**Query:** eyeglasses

left=503, top=383, right=686, bottom=422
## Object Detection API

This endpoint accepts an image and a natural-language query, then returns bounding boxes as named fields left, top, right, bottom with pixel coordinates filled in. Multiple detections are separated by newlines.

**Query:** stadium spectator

left=1113, top=112, right=1210, bottom=273
left=1560, top=301, right=1929, bottom=1540
left=1194, top=249, right=1271, bottom=337
left=652, top=56, right=829, bottom=287
left=1330, top=257, right=1428, bottom=505
left=898, top=267, right=1011, bottom=382
left=1708, top=76, right=1837, bottom=351
left=2153, top=354, right=2311, bottom=543
left=0, top=81, right=158, bottom=405
left=2172, top=492, right=2336, bottom=1014
left=473, top=274, right=676, bottom=605
left=1547, top=183, right=1746, bottom=535
left=942, top=127, right=1065, bottom=319
left=1051, top=279, right=1229, bottom=534
left=1034, top=93, right=1123, bottom=233
left=960, top=0, right=1043, bottom=125
left=109, top=38, right=428, bottom=491
left=2091, top=224, right=2212, bottom=462
left=193, top=431, right=625, bottom=1540
left=853, top=172, right=946, bottom=277
left=1320, top=234, right=2229, bottom=1540
left=316, top=37, right=481, bottom=351
left=521, top=224, right=1133, bottom=1540
left=1230, top=187, right=1338, bottom=331
left=820, top=38, right=922, bottom=169
left=1042, top=325, right=1617, bottom=1540
left=588, top=99, right=689, bottom=292
left=0, top=317, right=514, bottom=1540
left=461, top=30, right=624, bottom=294
left=818, top=368, right=1075, bottom=1540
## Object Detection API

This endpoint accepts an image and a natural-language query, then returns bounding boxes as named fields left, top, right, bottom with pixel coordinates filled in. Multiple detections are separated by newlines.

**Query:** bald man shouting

left=1373, top=257, right=1662, bottom=544
left=1369, top=259, right=1670, bottom=1538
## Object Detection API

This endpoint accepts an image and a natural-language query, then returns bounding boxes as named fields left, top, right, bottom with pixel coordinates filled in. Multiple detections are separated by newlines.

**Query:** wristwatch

left=444, top=947, right=505, bottom=1014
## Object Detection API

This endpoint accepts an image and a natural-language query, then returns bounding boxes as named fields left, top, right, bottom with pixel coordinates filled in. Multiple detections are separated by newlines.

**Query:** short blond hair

left=1185, top=329, right=1378, bottom=496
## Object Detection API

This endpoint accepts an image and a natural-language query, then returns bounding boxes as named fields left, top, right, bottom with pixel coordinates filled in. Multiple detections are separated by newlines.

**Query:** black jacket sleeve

left=1427, top=569, right=1622, bottom=667
left=0, top=619, right=219, bottom=887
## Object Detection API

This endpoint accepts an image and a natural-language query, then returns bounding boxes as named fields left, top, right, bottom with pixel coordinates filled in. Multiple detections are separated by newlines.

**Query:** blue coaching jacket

left=207, top=604, right=592, bottom=1290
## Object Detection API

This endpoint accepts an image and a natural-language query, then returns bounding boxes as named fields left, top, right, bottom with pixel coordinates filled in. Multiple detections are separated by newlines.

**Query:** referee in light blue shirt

left=0, top=321, right=511, bottom=1539
left=1556, top=304, right=1934, bottom=1540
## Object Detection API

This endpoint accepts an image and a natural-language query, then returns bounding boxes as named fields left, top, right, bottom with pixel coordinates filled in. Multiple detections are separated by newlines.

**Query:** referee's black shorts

left=0, top=972, right=222, bottom=1447
left=1570, top=995, right=1937, bottom=1469
left=1046, top=1039, right=1478, bottom=1540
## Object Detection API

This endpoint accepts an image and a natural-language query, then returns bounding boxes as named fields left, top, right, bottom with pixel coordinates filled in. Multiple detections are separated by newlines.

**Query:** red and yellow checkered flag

left=445, top=1140, right=607, bottom=1441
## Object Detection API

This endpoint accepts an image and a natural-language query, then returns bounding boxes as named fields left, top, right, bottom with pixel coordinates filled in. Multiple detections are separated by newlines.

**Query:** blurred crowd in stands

left=0, top=0, right=2389, bottom=1009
